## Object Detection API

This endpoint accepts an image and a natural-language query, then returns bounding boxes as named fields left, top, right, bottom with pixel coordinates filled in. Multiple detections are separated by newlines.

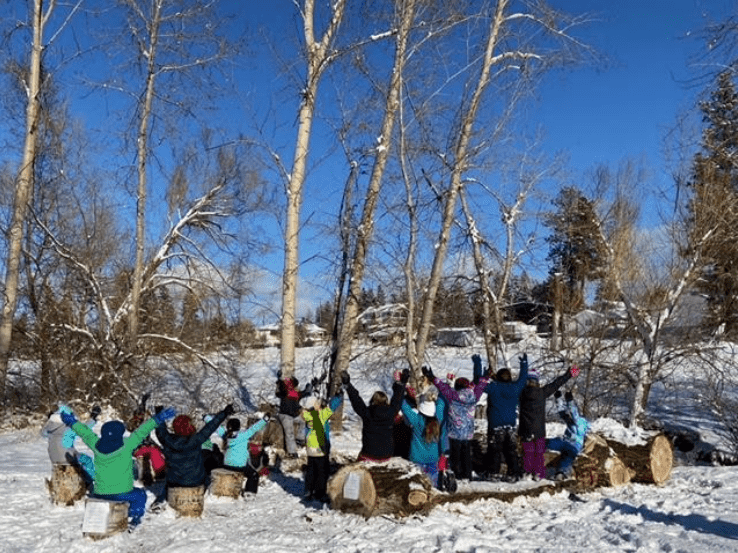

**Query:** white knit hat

left=418, top=400, right=436, bottom=417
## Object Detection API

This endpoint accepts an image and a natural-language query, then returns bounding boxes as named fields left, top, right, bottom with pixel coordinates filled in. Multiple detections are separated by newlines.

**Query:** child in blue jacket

left=547, top=390, right=589, bottom=480
left=222, top=415, right=270, bottom=494
left=400, top=395, right=444, bottom=487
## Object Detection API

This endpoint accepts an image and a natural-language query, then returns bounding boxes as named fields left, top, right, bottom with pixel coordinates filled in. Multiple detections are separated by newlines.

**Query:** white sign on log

left=343, top=471, right=361, bottom=501
left=82, top=500, right=110, bottom=533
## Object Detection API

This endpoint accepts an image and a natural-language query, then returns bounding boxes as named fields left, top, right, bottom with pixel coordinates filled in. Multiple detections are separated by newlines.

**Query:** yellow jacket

left=302, top=406, right=333, bottom=457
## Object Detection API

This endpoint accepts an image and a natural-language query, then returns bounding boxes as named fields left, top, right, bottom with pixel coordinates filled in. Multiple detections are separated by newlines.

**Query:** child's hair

left=454, top=377, right=470, bottom=391
left=496, top=368, right=512, bottom=382
left=423, top=416, right=440, bottom=444
left=226, top=418, right=241, bottom=437
left=370, top=391, right=389, bottom=406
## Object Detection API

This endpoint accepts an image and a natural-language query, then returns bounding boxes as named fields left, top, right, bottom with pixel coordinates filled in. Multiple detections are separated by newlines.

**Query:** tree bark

left=0, top=0, right=47, bottom=407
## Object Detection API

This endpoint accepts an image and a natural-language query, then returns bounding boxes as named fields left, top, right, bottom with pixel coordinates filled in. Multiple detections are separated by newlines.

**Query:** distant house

left=358, top=303, right=408, bottom=344
left=256, top=324, right=281, bottom=346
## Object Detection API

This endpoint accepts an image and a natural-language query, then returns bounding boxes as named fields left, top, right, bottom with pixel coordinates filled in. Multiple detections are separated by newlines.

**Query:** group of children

left=41, top=353, right=589, bottom=530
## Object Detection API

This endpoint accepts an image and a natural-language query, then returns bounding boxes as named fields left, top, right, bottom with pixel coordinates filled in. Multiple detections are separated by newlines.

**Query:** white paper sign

left=82, top=500, right=110, bottom=533
left=343, top=471, right=361, bottom=501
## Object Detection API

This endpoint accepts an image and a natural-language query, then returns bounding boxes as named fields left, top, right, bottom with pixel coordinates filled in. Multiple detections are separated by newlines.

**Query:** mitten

left=553, top=390, right=562, bottom=399
left=340, top=372, right=350, bottom=385
left=303, top=382, right=313, bottom=395
left=570, top=365, right=580, bottom=378
left=223, top=403, right=235, bottom=417
left=519, top=353, right=528, bottom=372
left=277, top=368, right=283, bottom=379
left=399, top=368, right=411, bottom=385
left=564, top=391, right=574, bottom=402
left=153, top=407, right=176, bottom=425
left=61, top=411, right=77, bottom=427
left=89, top=405, right=102, bottom=420
left=154, top=405, right=164, bottom=415
left=262, top=413, right=271, bottom=423
left=421, top=365, right=435, bottom=381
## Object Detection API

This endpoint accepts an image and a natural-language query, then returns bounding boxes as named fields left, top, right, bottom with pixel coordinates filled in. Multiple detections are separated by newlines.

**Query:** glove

left=141, top=392, right=150, bottom=406
left=472, top=354, right=482, bottom=372
left=61, top=411, right=77, bottom=427
left=421, top=366, right=435, bottom=381
left=554, top=390, right=562, bottom=399
left=564, top=391, right=574, bottom=402
left=277, top=369, right=283, bottom=379
left=399, top=368, right=410, bottom=385
left=340, top=372, right=350, bottom=385
left=89, top=405, right=102, bottom=420
left=519, top=353, right=528, bottom=372
left=203, top=414, right=214, bottom=423
left=303, top=382, right=313, bottom=395
left=154, top=405, right=164, bottom=415
left=262, top=413, right=271, bottom=423
left=311, top=377, right=320, bottom=387
left=223, top=403, right=235, bottom=417
left=58, top=404, right=72, bottom=415
left=570, top=365, right=580, bottom=378
left=153, top=407, right=176, bottom=425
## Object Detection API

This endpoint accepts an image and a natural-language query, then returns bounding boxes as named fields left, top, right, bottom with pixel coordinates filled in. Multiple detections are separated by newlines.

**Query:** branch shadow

left=603, top=498, right=738, bottom=541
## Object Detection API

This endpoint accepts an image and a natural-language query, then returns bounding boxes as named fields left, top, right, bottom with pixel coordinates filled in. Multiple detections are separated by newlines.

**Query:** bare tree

left=279, top=0, right=347, bottom=378
left=0, top=0, right=83, bottom=408
left=411, top=0, right=593, bottom=368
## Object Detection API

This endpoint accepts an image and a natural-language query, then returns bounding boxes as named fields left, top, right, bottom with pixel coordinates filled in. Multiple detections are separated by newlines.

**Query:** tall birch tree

left=0, top=0, right=82, bottom=407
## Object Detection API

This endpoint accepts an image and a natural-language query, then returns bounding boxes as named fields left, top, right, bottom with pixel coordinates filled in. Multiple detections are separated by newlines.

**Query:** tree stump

left=327, top=459, right=434, bottom=518
left=168, top=485, right=205, bottom=517
left=45, top=463, right=87, bottom=506
left=82, top=499, right=129, bottom=540
left=605, top=433, right=673, bottom=485
left=209, top=468, right=244, bottom=499
left=572, top=434, right=633, bottom=490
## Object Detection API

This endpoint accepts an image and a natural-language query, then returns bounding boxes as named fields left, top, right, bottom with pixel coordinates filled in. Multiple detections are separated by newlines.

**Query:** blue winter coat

left=400, top=400, right=444, bottom=466
left=223, top=419, right=268, bottom=468
left=483, top=360, right=529, bottom=430
left=556, top=396, right=589, bottom=452
left=434, top=378, right=487, bottom=441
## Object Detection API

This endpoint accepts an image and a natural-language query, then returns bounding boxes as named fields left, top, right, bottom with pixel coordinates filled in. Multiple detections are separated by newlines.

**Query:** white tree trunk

left=280, top=0, right=346, bottom=376
left=0, top=0, right=47, bottom=405
left=333, top=0, right=417, bottom=380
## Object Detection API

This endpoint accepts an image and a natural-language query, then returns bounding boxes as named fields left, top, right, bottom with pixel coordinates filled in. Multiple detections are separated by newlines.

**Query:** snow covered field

left=3, top=345, right=738, bottom=553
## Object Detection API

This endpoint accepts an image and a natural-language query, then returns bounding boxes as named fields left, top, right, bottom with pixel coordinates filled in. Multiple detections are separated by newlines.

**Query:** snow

left=4, top=346, right=738, bottom=553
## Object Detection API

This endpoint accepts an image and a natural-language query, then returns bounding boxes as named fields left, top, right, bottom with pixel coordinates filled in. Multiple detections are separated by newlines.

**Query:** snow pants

left=546, top=438, right=580, bottom=476
left=521, top=437, right=547, bottom=479
left=449, top=438, right=473, bottom=480
left=304, top=454, right=329, bottom=499
left=486, top=425, right=520, bottom=477
left=92, top=487, right=147, bottom=523
left=278, top=413, right=305, bottom=455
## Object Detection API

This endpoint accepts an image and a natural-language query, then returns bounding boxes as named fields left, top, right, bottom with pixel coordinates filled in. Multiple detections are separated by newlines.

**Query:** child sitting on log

left=42, top=404, right=100, bottom=485
left=60, top=404, right=176, bottom=529
left=221, top=414, right=270, bottom=495
left=547, top=390, right=589, bottom=480
left=155, top=404, right=234, bottom=496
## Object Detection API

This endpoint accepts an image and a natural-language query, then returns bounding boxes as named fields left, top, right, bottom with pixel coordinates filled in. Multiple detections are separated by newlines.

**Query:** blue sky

left=537, top=0, right=731, bottom=209
left=2, top=1, right=734, bottom=324
left=220, top=1, right=738, bottom=321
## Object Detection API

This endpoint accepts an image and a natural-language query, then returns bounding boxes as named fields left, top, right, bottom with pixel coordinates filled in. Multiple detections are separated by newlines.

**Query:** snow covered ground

left=3, top=345, right=738, bottom=552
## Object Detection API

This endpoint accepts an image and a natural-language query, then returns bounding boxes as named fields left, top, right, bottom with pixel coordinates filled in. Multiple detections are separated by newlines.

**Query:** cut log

left=209, top=468, right=244, bottom=499
left=168, top=485, right=205, bottom=517
left=605, top=433, right=673, bottom=485
left=572, top=434, right=633, bottom=490
left=46, top=463, right=87, bottom=506
left=327, top=459, right=434, bottom=518
left=82, top=499, right=129, bottom=540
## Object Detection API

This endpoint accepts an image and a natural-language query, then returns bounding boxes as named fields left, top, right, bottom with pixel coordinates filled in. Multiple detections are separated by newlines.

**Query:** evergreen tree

left=544, top=186, right=606, bottom=312
left=686, top=70, right=738, bottom=335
